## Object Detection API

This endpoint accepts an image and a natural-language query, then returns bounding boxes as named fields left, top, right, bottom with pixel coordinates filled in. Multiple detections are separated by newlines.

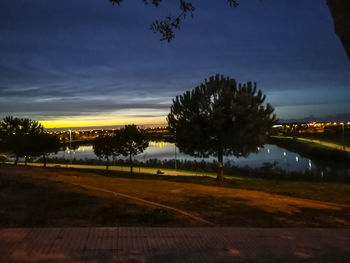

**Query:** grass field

left=0, top=164, right=349, bottom=228
left=269, top=136, right=350, bottom=169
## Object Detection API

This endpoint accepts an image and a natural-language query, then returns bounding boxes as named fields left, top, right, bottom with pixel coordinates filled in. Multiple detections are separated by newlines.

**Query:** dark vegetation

left=93, top=125, right=149, bottom=172
left=168, top=74, right=277, bottom=181
left=93, top=135, right=118, bottom=171
left=0, top=116, right=60, bottom=166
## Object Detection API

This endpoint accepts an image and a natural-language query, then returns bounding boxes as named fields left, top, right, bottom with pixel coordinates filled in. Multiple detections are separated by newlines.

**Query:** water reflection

left=52, top=143, right=315, bottom=173
left=149, top=141, right=169, bottom=148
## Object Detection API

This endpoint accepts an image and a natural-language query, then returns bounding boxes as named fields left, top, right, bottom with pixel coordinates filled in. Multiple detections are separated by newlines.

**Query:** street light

left=68, top=129, right=72, bottom=164
left=174, top=129, right=177, bottom=171
left=341, top=122, right=345, bottom=150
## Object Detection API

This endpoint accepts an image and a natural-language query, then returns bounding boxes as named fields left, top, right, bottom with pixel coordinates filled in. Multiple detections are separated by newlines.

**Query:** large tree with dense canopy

left=167, top=74, right=277, bottom=181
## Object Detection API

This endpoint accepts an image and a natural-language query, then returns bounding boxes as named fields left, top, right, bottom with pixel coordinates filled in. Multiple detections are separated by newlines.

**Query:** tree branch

left=109, top=0, right=239, bottom=42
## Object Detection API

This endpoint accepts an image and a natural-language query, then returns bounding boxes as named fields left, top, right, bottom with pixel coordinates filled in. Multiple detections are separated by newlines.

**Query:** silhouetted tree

left=32, top=133, right=61, bottom=167
left=0, top=116, right=44, bottom=165
left=115, top=125, right=149, bottom=174
left=93, top=135, right=119, bottom=170
left=167, top=74, right=277, bottom=181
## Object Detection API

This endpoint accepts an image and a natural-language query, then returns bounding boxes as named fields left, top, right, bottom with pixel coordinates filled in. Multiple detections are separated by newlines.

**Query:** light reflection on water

left=52, top=142, right=314, bottom=173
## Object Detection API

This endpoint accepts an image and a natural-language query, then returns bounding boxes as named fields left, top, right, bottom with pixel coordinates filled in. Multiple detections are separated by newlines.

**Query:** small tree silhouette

left=93, top=135, right=119, bottom=170
left=32, top=133, right=61, bottom=167
left=115, top=125, right=149, bottom=174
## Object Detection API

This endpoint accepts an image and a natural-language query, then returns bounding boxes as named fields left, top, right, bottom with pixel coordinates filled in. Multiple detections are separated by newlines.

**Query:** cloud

left=0, top=0, right=349, bottom=123
left=0, top=98, right=171, bottom=116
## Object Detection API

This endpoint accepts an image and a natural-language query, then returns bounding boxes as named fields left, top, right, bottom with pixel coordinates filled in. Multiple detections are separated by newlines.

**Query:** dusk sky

left=0, top=0, right=349, bottom=128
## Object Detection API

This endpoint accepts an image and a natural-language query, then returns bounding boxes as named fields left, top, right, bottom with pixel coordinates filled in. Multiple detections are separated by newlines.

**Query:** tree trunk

left=24, top=156, right=28, bottom=166
left=106, top=157, right=109, bottom=171
left=43, top=154, right=47, bottom=168
left=15, top=155, right=19, bottom=165
left=130, top=153, right=133, bottom=174
left=216, top=147, right=224, bottom=181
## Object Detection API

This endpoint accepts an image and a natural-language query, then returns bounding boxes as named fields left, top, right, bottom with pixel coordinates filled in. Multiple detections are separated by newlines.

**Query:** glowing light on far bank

left=40, top=115, right=167, bottom=129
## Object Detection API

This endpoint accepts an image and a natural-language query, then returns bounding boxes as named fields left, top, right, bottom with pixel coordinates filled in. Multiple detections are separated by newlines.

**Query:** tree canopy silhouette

left=93, top=135, right=119, bottom=170
left=32, top=133, right=61, bottom=167
left=0, top=116, right=60, bottom=166
left=115, top=125, right=149, bottom=174
left=167, top=74, right=277, bottom=181
left=0, top=116, right=44, bottom=164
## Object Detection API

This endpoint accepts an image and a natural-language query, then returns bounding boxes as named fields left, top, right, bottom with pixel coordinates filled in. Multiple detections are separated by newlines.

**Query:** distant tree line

left=0, top=118, right=150, bottom=172
left=0, top=116, right=60, bottom=167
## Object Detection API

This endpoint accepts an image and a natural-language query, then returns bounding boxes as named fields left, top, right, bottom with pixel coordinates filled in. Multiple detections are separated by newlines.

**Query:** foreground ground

left=0, top=164, right=349, bottom=227
left=1, top=227, right=349, bottom=263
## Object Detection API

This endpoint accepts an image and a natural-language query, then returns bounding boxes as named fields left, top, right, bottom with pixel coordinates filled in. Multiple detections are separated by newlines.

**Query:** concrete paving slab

left=0, top=228, right=349, bottom=263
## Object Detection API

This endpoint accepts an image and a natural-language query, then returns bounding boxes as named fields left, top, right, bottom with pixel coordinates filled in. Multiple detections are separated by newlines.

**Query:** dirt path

left=69, top=182, right=215, bottom=226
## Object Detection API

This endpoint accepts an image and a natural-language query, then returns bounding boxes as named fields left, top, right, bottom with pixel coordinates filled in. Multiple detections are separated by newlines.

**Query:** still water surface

left=53, top=142, right=314, bottom=173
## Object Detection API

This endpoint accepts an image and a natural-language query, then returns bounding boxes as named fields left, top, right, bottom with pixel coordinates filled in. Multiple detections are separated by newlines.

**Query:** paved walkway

left=11, top=162, right=215, bottom=178
left=1, top=228, right=349, bottom=263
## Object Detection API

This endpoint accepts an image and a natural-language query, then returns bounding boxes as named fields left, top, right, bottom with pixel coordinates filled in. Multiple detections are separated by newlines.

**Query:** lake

left=52, top=142, right=315, bottom=173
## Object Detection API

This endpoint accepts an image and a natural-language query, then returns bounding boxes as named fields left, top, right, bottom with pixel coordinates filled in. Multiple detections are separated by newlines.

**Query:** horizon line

left=44, top=123, right=168, bottom=131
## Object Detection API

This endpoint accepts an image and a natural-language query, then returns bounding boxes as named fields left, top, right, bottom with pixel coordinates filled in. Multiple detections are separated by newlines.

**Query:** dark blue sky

left=0, top=0, right=349, bottom=127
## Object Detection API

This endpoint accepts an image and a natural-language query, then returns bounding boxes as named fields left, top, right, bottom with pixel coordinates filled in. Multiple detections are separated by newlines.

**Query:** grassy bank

left=80, top=167, right=350, bottom=205
left=269, top=136, right=350, bottom=168
left=24, top=151, right=350, bottom=183
left=0, top=166, right=192, bottom=227
left=0, top=164, right=349, bottom=227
